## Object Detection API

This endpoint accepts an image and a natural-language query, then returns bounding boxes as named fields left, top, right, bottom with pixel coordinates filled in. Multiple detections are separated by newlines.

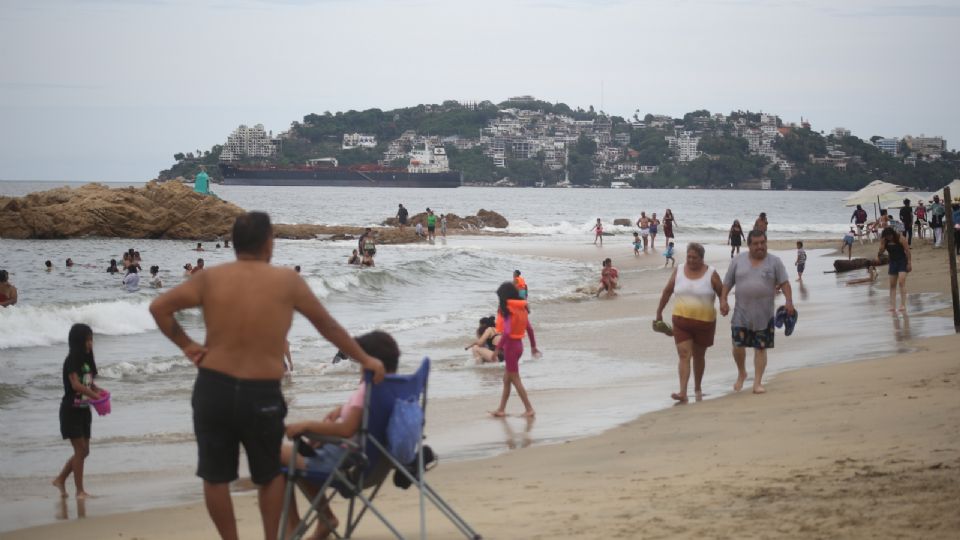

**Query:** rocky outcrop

left=613, top=218, right=632, bottom=226
left=382, top=209, right=508, bottom=229
left=0, top=181, right=244, bottom=240
left=0, top=182, right=514, bottom=243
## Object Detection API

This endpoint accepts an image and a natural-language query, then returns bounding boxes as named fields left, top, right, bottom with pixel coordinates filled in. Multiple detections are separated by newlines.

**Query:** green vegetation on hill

left=159, top=102, right=958, bottom=190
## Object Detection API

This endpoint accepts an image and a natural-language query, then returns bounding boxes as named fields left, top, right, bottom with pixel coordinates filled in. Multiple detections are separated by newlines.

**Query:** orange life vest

left=514, top=276, right=527, bottom=290
left=501, top=299, right=529, bottom=340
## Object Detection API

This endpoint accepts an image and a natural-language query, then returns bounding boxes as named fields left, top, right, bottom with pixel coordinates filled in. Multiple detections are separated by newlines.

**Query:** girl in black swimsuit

left=466, top=316, right=502, bottom=364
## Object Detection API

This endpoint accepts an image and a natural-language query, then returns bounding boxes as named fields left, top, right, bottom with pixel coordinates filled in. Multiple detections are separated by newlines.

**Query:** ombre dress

left=671, top=264, right=718, bottom=347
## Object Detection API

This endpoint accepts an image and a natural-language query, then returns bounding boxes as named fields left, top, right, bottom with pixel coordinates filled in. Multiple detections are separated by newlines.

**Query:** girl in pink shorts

left=490, top=282, right=540, bottom=417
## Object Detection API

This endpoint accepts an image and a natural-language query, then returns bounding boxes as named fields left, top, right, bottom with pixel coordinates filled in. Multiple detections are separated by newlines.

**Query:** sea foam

left=0, top=299, right=159, bottom=349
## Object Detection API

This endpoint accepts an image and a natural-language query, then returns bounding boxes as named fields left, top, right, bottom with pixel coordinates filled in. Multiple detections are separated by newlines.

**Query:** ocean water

left=0, top=182, right=947, bottom=531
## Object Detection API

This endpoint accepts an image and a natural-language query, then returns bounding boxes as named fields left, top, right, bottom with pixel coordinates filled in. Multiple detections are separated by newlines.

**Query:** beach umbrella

left=843, top=180, right=904, bottom=217
left=932, top=179, right=960, bottom=203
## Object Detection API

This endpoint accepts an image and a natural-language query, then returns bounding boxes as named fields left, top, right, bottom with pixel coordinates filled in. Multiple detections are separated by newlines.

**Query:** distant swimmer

left=45, top=260, right=53, bottom=272
left=122, top=266, right=140, bottom=292
left=0, top=270, right=18, bottom=307
left=490, top=282, right=540, bottom=418
left=183, top=263, right=193, bottom=277
left=195, top=243, right=205, bottom=252
left=597, top=258, right=619, bottom=298
left=347, top=249, right=361, bottom=265
left=52, top=323, right=105, bottom=499
left=149, top=265, right=163, bottom=288
left=294, top=265, right=301, bottom=274
left=223, top=239, right=230, bottom=248
left=149, top=211, right=384, bottom=540
left=65, top=258, right=75, bottom=268
left=592, top=218, right=604, bottom=246
left=191, top=258, right=205, bottom=275
left=513, top=270, right=528, bottom=300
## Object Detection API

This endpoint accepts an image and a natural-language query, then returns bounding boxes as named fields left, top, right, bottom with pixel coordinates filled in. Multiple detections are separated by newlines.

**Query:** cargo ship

left=218, top=145, right=461, bottom=188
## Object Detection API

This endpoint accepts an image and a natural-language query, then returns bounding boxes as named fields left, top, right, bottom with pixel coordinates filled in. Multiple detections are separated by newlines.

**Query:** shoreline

left=4, top=234, right=959, bottom=537
left=6, top=333, right=958, bottom=539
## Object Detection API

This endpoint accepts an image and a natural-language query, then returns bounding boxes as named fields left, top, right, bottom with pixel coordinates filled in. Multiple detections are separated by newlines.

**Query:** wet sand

left=5, top=236, right=959, bottom=539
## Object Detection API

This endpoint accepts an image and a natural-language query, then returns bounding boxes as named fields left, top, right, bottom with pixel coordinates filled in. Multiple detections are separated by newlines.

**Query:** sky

left=1, top=0, right=958, bottom=182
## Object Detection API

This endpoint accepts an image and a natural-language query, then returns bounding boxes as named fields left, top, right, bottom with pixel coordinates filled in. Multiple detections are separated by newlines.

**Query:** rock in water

left=0, top=181, right=245, bottom=239
left=382, top=209, right=509, bottom=229
left=613, top=218, right=632, bottom=226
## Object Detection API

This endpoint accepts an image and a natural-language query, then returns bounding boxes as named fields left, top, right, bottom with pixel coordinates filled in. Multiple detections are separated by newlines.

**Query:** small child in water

left=664, top=242, right=676, bottom=267
left=592, top=218, right=604, bottom=246
left=633, top=232, right=642, bottom=256
left=597, top=258, right=619, bottom=297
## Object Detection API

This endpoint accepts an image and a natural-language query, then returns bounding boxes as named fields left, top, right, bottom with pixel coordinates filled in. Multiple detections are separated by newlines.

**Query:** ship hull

left=219, top=164, right=462, bottom=188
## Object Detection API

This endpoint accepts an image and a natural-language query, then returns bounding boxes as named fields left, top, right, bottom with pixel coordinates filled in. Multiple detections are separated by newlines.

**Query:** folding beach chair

left=279, top=358, right=481, bottom=540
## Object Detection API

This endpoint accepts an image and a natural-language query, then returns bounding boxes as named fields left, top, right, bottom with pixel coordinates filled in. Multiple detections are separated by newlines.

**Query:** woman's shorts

left=306, top=443, right=349, bottom=476
left=60, top=402, right=92, bottom=440
left=888, top=259, right=908, bottom=275
left=672, top=316, right=716, bottom=347
left=731, top=320, right=775, bottom=349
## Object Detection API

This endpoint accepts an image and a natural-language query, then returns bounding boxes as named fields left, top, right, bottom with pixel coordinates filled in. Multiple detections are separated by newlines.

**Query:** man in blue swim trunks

left=719, top=230, right=794, bottom=395
left=150, top=211, right=384, bottom=540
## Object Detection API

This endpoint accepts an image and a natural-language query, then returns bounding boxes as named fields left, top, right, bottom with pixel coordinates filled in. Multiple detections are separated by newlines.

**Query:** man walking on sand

left=149, top=212, right=385, bottom=540
left=719, top=230, right=794, bottom=394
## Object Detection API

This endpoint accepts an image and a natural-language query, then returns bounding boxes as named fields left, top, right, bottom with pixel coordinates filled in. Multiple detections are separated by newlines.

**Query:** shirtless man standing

left=636, top=212, right=651, bottom=251
left=149, top=212, right=384, bottom=540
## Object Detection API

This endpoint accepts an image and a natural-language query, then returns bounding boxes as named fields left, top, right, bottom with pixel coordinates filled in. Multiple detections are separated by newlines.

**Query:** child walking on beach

left=592, top=218, right=604, bottom=245
left=795, top=241, right=807, bottom=282
left=633, top=232, right=642, bottom=256
left=491, top=282, right=540, bottom=418
left=664, top=242, right=676, bottom=267
left=53, top=323, right=105, bottom=499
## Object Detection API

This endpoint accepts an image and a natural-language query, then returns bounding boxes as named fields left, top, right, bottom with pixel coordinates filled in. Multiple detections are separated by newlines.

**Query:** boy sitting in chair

left=281, top=330, right=400, bottom=539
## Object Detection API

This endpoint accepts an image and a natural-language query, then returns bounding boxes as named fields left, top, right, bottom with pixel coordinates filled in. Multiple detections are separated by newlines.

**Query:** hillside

left=159, top=100, right=959, bottom=190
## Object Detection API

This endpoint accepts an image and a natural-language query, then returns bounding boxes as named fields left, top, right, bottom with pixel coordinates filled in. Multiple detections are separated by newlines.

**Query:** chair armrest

left=300, top=433, right=361, bottom=452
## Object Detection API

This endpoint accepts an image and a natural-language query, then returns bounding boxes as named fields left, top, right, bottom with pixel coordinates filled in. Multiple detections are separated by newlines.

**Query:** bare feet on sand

left=75, top=491, right=94, bottom=499
left=51, top=479, right=67, bottom=498
left=489, top=410, right=506, bottom=418
left=308, top=517, right=339, bottom=540
left=695, top=390, right=703, bottom=402
left=734, top=373, right=747, bottom=392
left=670, top=392, right=688, bottom=403
left=753, top=385, right=766, bottom=394
left=521, top=410, right=536, bottom=418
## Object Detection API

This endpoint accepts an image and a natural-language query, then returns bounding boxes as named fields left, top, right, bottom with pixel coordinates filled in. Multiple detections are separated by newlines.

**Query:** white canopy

left=932, top=179, right=960, bottom=203
left=843, top=180, right=904, bottom=208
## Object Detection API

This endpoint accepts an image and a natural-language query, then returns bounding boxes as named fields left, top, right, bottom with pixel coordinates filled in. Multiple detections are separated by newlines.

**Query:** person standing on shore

left=440, top=213, right=448, bottom=238
left=649, top=212, right=661, bottom=249
left=929, top=195, right=946, bottom=248
left=513, top=270, right=528, bottom=300
left=592, top=218, right=604, bottom=246
left=662, top=209, right=676, bottom=248
left=851, top=204, right=868, bottom=235
left=426, top=208, right=437, bottom=241
left=719, top=230, right=794, bottom=394
left=655, top=243, right=722, bottom=402
left=728, top=220, right=745, bottom=258
left=0, top=270, right=17, bottom=307
left=637, top=212, right=651, bottom=250
left=53, top=323, right=104, bottom=499
left=914, top=200, right=927, bottom=240
left=876, top=226, right=911, bottom=312
left=898, top=199, right=914, bottom=246
left=396, top=204, right=408, bottom=230
left=149, top=211, right=385, bottom=540
left=753, top=212, right=768, bottom=235
left=795, top=241, right=806, bottom=282
left=490, top=282, right=540, bottom=418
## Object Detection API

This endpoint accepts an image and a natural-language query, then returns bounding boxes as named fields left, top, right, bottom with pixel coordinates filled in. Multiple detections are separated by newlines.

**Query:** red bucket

left=90, top=391, right=111, bottom=416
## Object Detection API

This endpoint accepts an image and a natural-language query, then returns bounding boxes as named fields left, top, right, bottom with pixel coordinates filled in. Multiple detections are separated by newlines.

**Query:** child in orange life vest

left=513, top=270, right=528, bottom=300
left=491, top=282, right=540, bottom=418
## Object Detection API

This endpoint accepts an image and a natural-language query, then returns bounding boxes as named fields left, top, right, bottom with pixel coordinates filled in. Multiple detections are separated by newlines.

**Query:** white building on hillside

left=342, top=133, right=377, bottom=150
left=665, top=132, right=702, bottom=162
left=220, top=124, right=279, bottom=162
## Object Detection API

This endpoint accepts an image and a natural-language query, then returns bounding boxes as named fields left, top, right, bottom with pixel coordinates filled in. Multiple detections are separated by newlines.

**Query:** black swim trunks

left=60, top=402, right=92, bottom=440
left=192, top=368, right=287, bottom=485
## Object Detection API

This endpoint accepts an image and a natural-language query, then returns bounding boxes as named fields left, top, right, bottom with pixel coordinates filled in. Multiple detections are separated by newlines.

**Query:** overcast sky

left=1, top=0, right=957, bottom=181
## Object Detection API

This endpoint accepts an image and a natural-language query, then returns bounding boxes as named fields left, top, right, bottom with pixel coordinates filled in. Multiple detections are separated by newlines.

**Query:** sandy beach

left=5, top=235, right=959, bottom=539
